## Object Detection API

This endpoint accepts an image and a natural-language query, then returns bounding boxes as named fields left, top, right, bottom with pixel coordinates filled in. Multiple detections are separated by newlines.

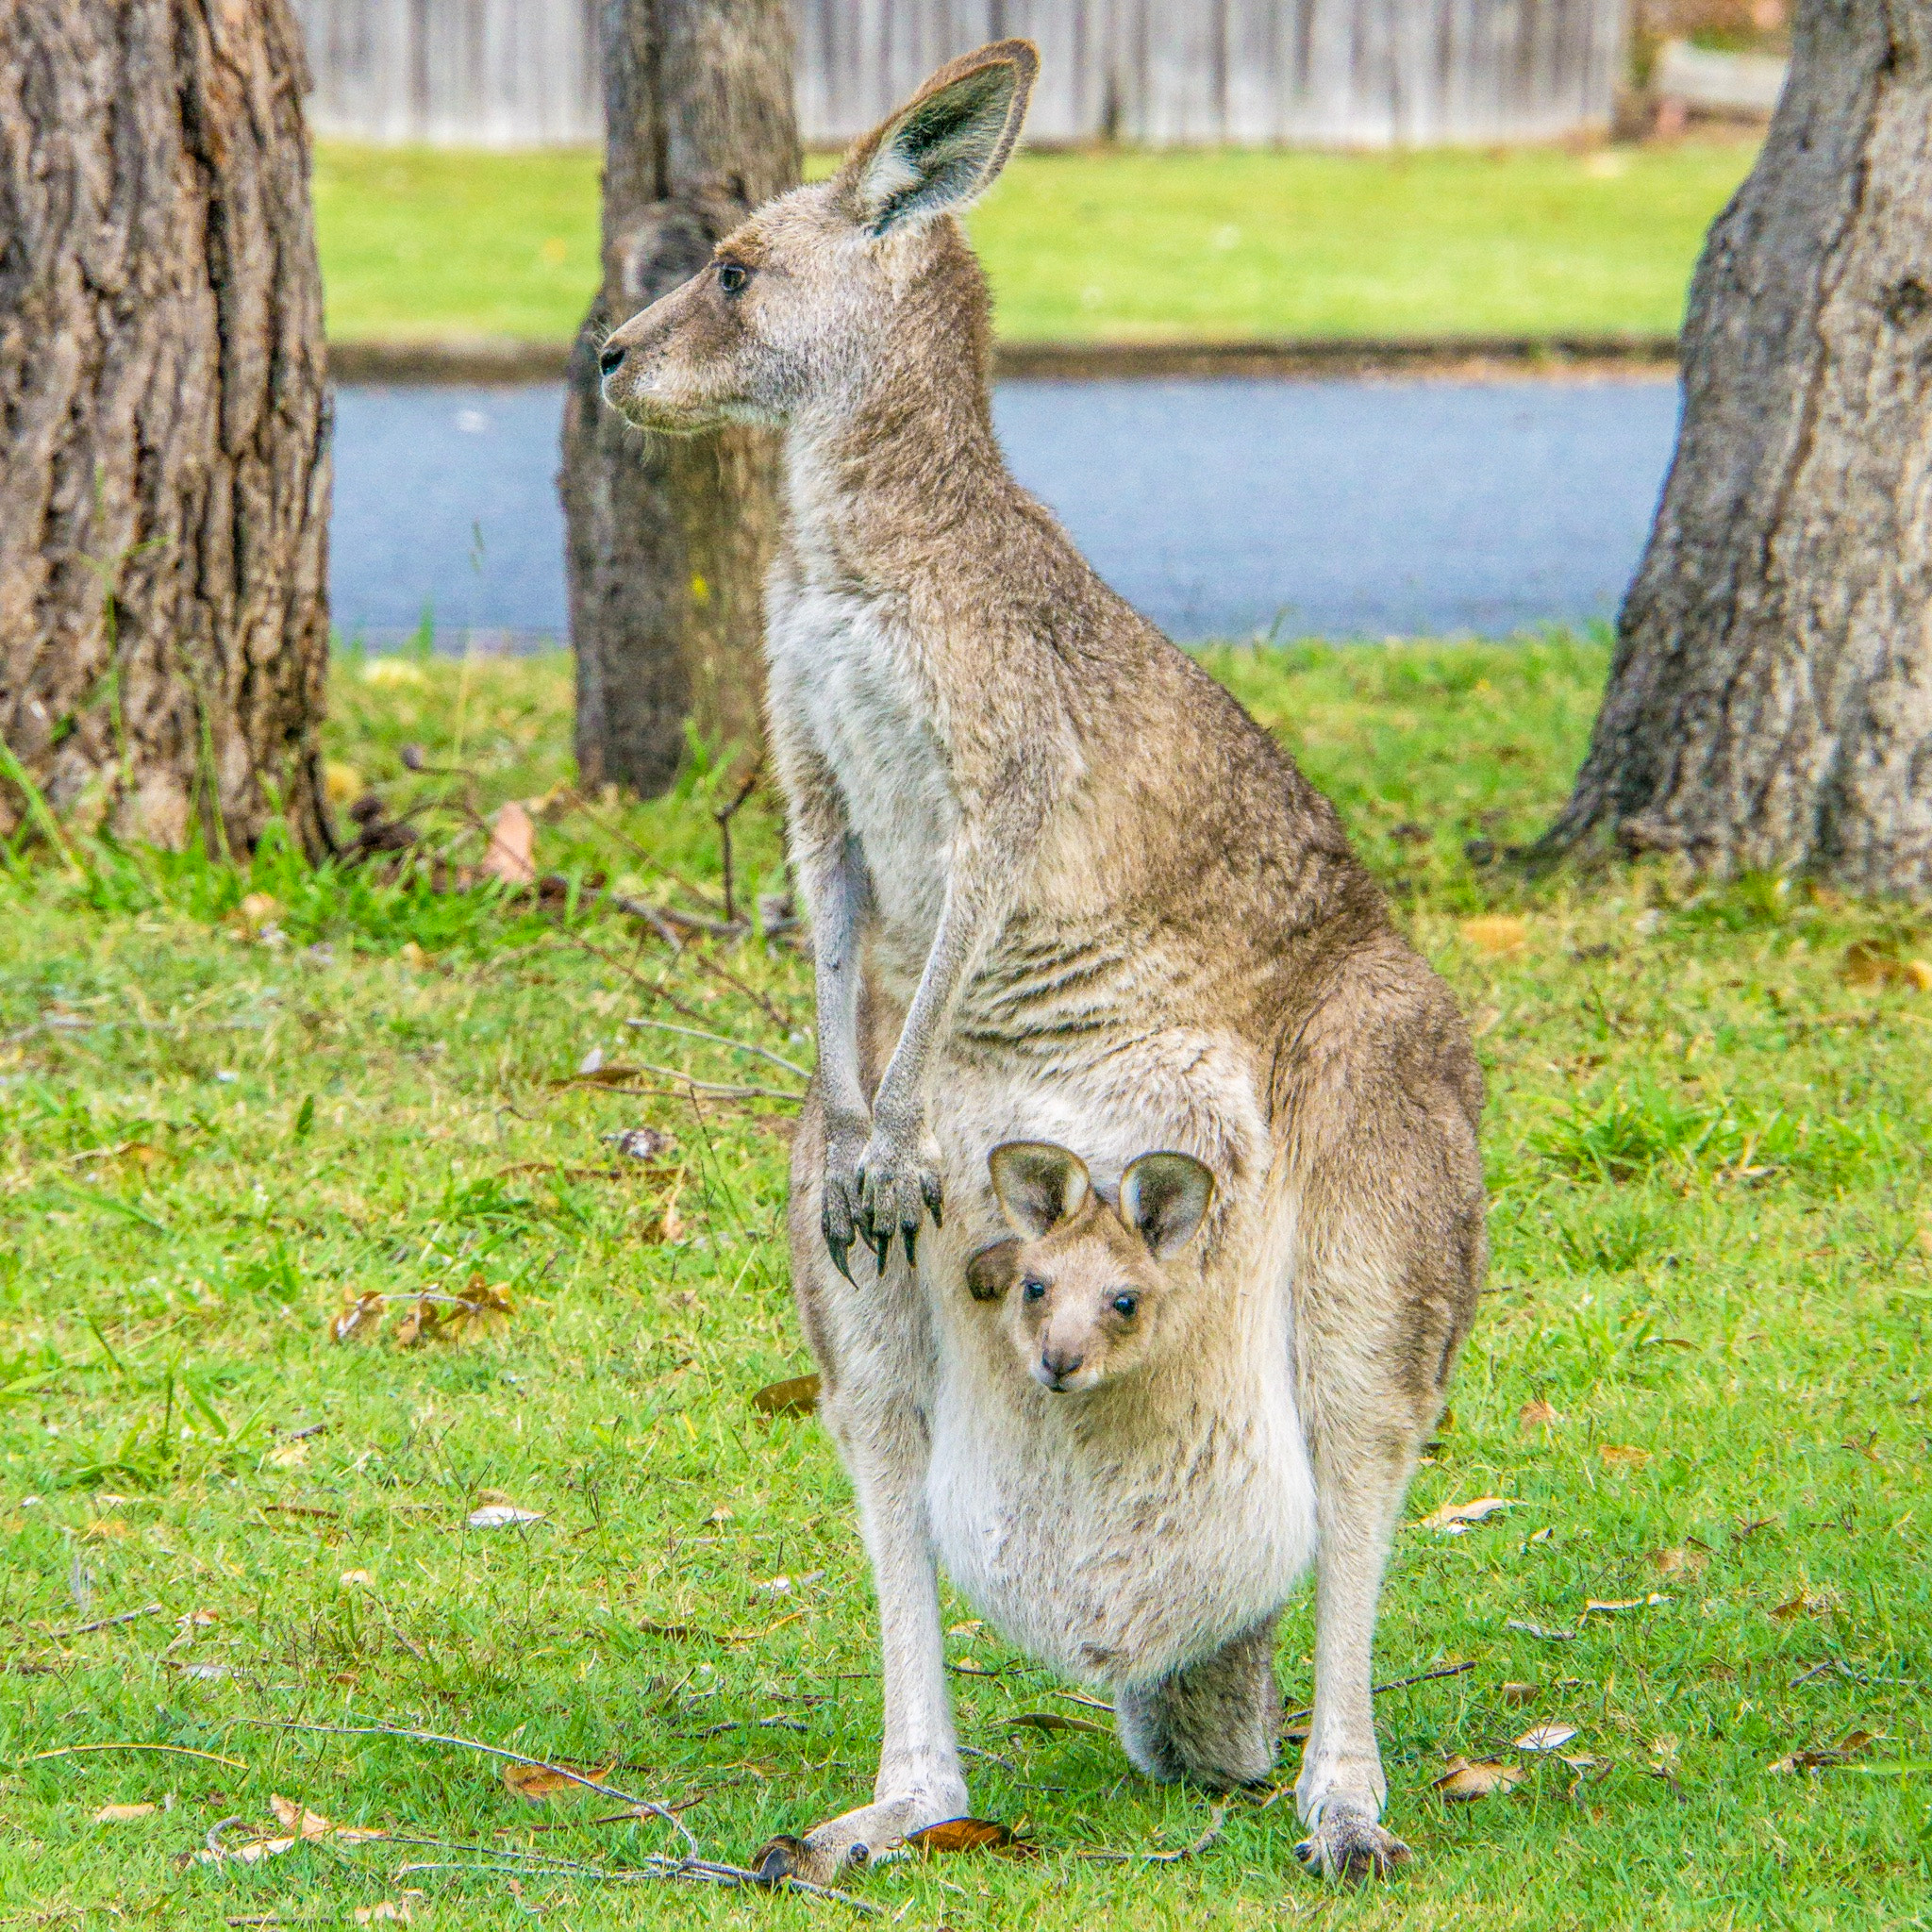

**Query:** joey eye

left=1021, top=1278, right=1047, bottom=1305
left=717, top=261, right=749, bottom=294
left=1111, top=1292, right=1140, bottom=1321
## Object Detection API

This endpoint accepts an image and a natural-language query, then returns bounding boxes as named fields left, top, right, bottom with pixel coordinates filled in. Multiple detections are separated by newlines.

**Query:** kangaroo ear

left=965, top=1237, right=1021, bottom=1303
left=841, top=39, right=1037, bottom=236
left=988, top=1140, right=1089, bottom=1238
left=1119, top=1153, right=1215, bottom=1259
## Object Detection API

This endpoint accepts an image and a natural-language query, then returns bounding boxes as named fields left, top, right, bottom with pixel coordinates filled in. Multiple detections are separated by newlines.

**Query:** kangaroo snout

left=1036, top=1344, right=1085, bottom=1392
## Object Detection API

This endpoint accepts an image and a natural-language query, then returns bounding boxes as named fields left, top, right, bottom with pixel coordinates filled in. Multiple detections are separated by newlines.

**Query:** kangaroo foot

left=1293, top=1796, right=1411, bottom=1884
left=754, top=1786, right=964, bottom=1889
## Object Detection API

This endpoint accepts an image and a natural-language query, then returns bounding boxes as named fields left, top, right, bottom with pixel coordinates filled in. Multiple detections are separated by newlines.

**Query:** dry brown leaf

left=1580, top=1594, right=1669, bottom=1620
left=198, top=1834, right=298, bottom=1865
left=1597, top=1444, right=1652, bottom=1469
left=1008, top=1711, right=1109, bottom=1737
left=1414, top=1495, right=1515, bottom=1534
left=750, top=1374, right=821, bottom=1418
left=1515, top=1723, right=1579, bottom=1754
left=236, top=891, right=283, bottom=933
left=1518, top=1398, right=1561, bottom=1432
left=340, top=1570, right=375, bottom=1588
left=1432, top=1756, right=1523, bottom=1801
left=1905, top=958, right=1932, bottom=992
left=655, top=1174, right=688, bottom=1243
left=93, top=1803, right=158, bottom=1823
left=466, top=1503, right=544, bottom=1530
left=1770, top=1730, right=1875, bottom=1774
left=330, top=1291, right=384, bottom=1344
left=354, top=1906, right=413, bottom=1926
left=1460, top=915, right=1528, bottom=957
left=1652, top=1546, right=1709, bottom=1579
left=480, top=801, right=537, bottom=887
left=270, top=1794, right=336, bottom=1840
left=502, top=1758, right=613, bottom=1803
left=1500, top=1682, right=1541, bottom=1707
left=904, top=1816, right=1036, bottom=1859
left=1773, top=1588, right=1841, bottom=1621
left=265, top=1439, right=308, bottom=1469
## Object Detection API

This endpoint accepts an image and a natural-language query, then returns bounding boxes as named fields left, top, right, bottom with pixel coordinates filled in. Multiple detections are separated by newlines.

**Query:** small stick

left=1278, top=1657, right=1473, bottom=1727
left=21, top=1740, right=248, bottom=1771
left=235, top=1718, right=697, bottom=1857
left=712, top=761, right=763, bottom=926
left=42, top=1601, right=165, bottom=1641
left=587, top=1063, right=801, bottom=1103
left=682, top=945, right=798, bottom=1034
left=626, top=1017, right=810, bottom=1081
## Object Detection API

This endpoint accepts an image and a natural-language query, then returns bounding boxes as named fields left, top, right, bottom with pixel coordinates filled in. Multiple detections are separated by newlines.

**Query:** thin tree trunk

left=560, top=0, right=798, bottom=798
left=0, top=0, right=333, bottom=858
left=1538, top=0, right=1932, bottom=894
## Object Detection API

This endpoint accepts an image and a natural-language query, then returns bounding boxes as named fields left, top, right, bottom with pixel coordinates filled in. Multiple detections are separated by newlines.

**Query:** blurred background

left=296, top=0, right=1790, bottom=651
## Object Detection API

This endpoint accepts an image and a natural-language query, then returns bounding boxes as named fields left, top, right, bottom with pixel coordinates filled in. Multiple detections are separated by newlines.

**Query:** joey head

left=967, top=1141, right=1214, bottom=1394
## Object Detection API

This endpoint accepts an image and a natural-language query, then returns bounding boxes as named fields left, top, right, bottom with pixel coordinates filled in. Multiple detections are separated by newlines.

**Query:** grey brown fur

left=599, top=41, right=1485, bottom=1888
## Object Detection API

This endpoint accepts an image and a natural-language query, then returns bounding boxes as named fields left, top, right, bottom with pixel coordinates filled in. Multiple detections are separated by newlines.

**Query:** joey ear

left=840, top=39, right=1037, bottom=235
left=1119, top=1152, right=1216, bottom=1259
left=987, top=1140, right=1090, bottom=1238
left=965, top=1237, right=1020, bottom=1303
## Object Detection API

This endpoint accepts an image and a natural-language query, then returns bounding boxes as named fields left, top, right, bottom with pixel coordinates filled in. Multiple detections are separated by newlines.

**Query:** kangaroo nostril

left=598, top=342, right=627, bottom=376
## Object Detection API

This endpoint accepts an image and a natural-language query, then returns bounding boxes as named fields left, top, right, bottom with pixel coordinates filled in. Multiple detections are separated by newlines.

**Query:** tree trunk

left=1539, top=0, right=1932, bottom=894
left=0, top=0, right=333, bottom=858
left=559, top=0, right=798, bottom=799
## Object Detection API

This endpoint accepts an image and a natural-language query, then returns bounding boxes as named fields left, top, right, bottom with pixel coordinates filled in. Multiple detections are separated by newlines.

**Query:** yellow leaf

left=1905, top=958, right=1932, bottom=992
left=1652, top=1546, right=1708, bottom=1578
left=1518, top=1399, right=1560, bottom=1432
left=325, top=761, right=364, bottom=805
left=340, top=1569, right=375, bottom=1588
left=330, top=1291, right=384, bottom=1343
left=360, top=658, right=427, bottom=688
left=399, top=940, right=426, bottom=971
left=1597, top=1443, right=1651, bottom=1469
left=1432, top=1756, right=1523, bottom=1800
left=270, top=1793, right=336, bottom=1840
left=501, top=1758, right=613, bottom=1803
left=1460, top=915, right=1527, bottom=956
left=94, top=1803, right=158, bottom=1823
left=1414, top=1495, right=1515, bottom=1533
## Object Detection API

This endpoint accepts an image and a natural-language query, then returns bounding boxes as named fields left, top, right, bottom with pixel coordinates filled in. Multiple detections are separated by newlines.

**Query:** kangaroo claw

left=752, top=1834, right=810, bottom=1887
left=923, top=1173, right=943, bottom=1225
left=825, top=1228, right=855, bottom=1284
left=902, top=1221, right=919, bottom=1266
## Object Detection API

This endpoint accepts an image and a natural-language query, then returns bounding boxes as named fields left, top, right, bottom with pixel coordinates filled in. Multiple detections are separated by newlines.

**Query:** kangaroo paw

left=1294, top=1800, right=1412, bottom=1884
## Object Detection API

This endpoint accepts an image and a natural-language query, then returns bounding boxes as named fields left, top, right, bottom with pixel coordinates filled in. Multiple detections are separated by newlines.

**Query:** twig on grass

left=232, top=1717, right=697, bottom=1857
left=1278, top=1658, right=1474, bottom=1728
left=626, top=1017, right=810, bottom=1082
left=1080, top=1801, right=1227, bottom=1865
left=20, top=1740, right=248, bottom=1771
left=578, top=1066, right=802, bottom=1105
left=42, top=1601, right=165, bottom=1641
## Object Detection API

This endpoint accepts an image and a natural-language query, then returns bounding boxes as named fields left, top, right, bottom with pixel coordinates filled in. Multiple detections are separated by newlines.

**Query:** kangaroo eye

left=1021, top=1278, right=1047, bottom=1305
left=1111, top=1292, right=1140, bottom=1321
left=717, top=261, right=749, bottom=295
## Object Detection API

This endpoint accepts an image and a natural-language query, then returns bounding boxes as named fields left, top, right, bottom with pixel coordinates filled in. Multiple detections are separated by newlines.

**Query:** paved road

left=330, top=376, right=1680, bottom=647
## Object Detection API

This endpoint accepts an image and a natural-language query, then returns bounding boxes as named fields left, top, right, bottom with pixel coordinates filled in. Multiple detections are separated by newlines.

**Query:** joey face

left=598, top=41, right=1036, bottom=435
left=975, top=1141, right=1216, bottom=1395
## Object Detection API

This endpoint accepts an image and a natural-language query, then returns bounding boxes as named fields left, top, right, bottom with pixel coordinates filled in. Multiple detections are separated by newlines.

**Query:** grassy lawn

left=314, top=141, right=1759, bottom=346
left=5, top=638, right=1929, bottom=1928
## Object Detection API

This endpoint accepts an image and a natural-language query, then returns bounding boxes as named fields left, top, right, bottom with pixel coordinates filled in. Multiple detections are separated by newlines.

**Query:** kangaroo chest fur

left=765, top=571, right=955, bottom=991
left=924, top=1288, right=1318, bottom=1686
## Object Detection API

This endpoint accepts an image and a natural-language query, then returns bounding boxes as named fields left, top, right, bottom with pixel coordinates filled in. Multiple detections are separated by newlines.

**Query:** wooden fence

left=294, top=0, right=1629, bottom=149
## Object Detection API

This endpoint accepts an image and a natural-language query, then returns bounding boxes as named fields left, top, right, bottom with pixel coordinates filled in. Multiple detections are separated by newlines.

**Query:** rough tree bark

left=559, top=0, right=798, bottom=798
left=1539, top=0, right=1932, bottom=893
left=0, top=0, right=333, bottom=858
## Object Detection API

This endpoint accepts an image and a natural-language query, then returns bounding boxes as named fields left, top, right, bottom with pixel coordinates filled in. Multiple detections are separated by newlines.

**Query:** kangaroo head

left=597, top=40, right=1035, bottom=435
left=972, top=1141, right=1215, bottom=1395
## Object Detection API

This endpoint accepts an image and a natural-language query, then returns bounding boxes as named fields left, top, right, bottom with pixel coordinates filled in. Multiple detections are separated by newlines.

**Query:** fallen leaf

left=1518, top=1399, right=1561, bottom=1431
left=238, top=891, right=282, bottom=931
left=1500, top=1682, right=1541, bottom=1707
left=325, top=761, right=364, bottom=805
left=94, top=1803, right=158, bottom=1823
left=1009, top=1711, right=1109, bottom=1737
left=197, top=1833, right=298, bottom=1865
left=1597, top=1444, right=1652, bottom=1469
left=608, top=1125, right=674, bottom=1162
left=708, top=1504, right=734, bottom=1524
left=480, top=801, right=537, bottom=887
left=399, top=941, right=426, bottom=971
left=466, top=1504, right=545, bottom=1530
left=340, top=1570, right=375, bottom=1588
left=1506, top=1619, right=1577, bottom=1641
left=1415, top=1495, right=1515, bottom=1534
left=1770, top=1730, right=1876, bottom=1774
left=904, top=1816, right=1035, bottom=1858
left=354, top=1907, right=412, bottom=1926
left=1432, top=1756, right=1523, bottom=1800
left=1515, top=1723, right=1579, bottom=1753
left=265, top=1440, right=308, bottom=1469
left=1841, top=941, right=1903, bottom=987
left=1460, top=915, right=1528, bottom=957
left=502, top=1758, right=613, bottom=1804
left=635, top=1619, right=694, bottom=1640
left=1652, top=1546, right=1709, bottom=1579
left=270, top=1794, right=336, bottom=1840
left=360, top=658, right=426, bottom=689
left=1905, top=958, right=1932, bottom=992
left=1773, top=1588, right=1841, bottom=1620
left=169, top=1661, right=231, bottom=1680
left=330, top=1291, right=384, bottom=1343
left=750, top=1374, right=820, bottom=1418
left=82, top=1516, right=130, bottom=1541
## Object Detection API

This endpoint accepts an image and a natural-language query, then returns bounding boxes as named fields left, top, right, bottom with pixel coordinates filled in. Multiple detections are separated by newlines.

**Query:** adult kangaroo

left=598, top=41, right=1486, bottom=1887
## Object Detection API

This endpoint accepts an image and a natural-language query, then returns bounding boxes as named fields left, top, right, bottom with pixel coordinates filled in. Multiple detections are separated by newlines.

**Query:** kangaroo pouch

left=924, top=1326, right=1318, bottom=1687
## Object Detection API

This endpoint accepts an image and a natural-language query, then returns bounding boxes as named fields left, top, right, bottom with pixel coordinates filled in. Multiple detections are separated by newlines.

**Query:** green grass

left=314, top=141, right=1759, bottom=346
left=4, top=636, right=1930, bottom=1928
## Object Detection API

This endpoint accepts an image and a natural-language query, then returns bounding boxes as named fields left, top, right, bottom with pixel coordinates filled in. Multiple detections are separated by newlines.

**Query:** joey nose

left=1039, top=1348, right=1083, bottom=1391
left=598, top=342, right=627, bottom=376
